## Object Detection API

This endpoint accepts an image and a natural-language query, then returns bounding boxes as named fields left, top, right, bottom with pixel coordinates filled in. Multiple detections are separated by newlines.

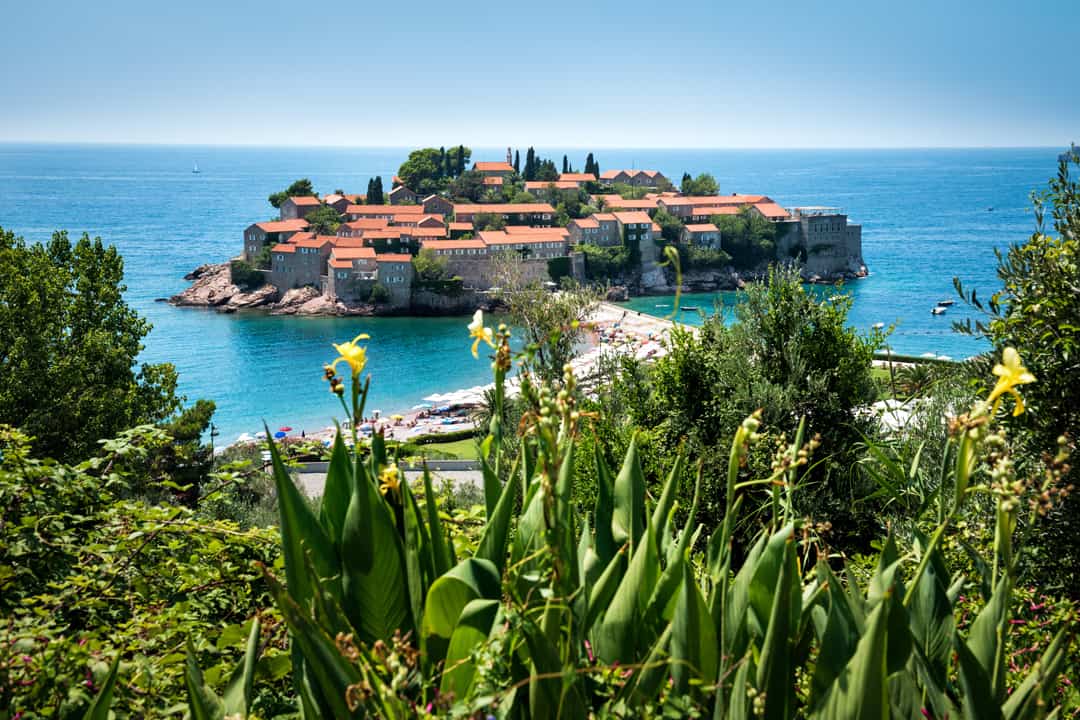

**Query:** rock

left=170, top=262, right=279, bottom=309
left=605, top=286, right=630, bottom=302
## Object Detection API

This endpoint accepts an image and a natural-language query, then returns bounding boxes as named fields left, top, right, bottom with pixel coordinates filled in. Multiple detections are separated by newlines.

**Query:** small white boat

left=655, top=303, right=670, bottom=308
left=936, top=300, right=954, bottom=307
left=192, top=161, right=200, bottom=174
left=680, top=305, right=700, bottom=312
left=931, top=306, right=947, bottom=315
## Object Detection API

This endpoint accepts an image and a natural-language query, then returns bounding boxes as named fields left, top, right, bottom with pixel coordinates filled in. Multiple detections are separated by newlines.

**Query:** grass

left=410, top=436, right=480, bottom=460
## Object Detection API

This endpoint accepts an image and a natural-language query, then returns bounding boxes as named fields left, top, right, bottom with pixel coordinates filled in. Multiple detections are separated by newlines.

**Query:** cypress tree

left=562, top=155, right=568, bottom=174
left=366, top=178, right=374, bottom=203
left=457, top=145, right=466, bottom=176
left=514, top=149, right=520, bottom=174
left=444, top=150, right=452, bottom=179
left=524, top=147, right=536, bottom=181
left=584, top=153, right=595, bottom=176
left=438, top=146, right=446, bottom=178
left=371, top=176, right=385, bottom=204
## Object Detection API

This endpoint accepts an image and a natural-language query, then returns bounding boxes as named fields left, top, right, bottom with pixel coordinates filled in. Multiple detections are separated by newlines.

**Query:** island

left=170, top=146, right=867, bottom=315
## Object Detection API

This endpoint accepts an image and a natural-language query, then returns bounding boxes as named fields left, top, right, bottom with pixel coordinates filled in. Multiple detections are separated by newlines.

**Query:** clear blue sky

left=2, top=0, right=1077, bottom=148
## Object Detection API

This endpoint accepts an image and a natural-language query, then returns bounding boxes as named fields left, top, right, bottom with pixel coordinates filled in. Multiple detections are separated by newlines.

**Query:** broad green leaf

left=402, top=482, right=432, bottom=635
left=421, top=464, right=453, bottom=576
left=621, top=622, right=672, bottom=705
left=440, top=599, right=500, bottom=698
left=340, top=456, right=411, bottom=644
left=968, top=574, right=1011, bottom=703
left=809, top=564, right=861, bottom=710
left=651, top=448, right=685, bottom=545
left=222, top=617, right=261, bottom=718
left=815, top=597, right=889, bottom=720
left=265, top=428, right=339, bottom=614
left=1002, top=627, right=1071, bottom=720
left=476, top=458, right=521, bottom=575
left=422, top=558, right=500, bottom=666
left=585, top=550, right=626, bottom=633
left=593, top=441, right=617, bottom=566
left=594, top=523, right=659, bottom=663
left=612, top=434, right=645, bottom=552
left=82, top=655, right=121, bottom=720
left=480, top=452, right=501, bottom=518
left=755, top=532, right=798, bottom=720
left=955, top=636, right=1005, bottom=720
left=319, top=428, right=353, bottom=545
left=184, top=639, right=224, bottom=720
left=747, top=523, right=795, bottom=639
left=671, top=560, right=718, bottom=693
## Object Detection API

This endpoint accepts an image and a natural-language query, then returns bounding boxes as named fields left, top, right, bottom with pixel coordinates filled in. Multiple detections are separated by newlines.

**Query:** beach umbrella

left=391, top=414, right=404, bottom=421
left=273, top=431, right=287, bottom=439
left=278, top=426, right=293, bottom=432
left=254, top=431, right=267, bottom=439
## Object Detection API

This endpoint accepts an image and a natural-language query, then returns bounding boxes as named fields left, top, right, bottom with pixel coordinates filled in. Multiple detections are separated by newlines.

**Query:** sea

left=0, top=144, right=1062, bottom=442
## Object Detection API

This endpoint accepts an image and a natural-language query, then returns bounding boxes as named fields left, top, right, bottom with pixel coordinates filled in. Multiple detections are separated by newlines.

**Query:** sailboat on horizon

left=192, top=161, right=200, bottom=174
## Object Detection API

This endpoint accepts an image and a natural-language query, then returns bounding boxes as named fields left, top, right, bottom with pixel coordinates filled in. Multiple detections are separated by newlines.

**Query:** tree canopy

left=398, top=146, right=471, bottom=195
left=268, top=178, right=315, bottom=208
left=680, top=172, right=719, bottom=195
left=0, top=227, right=187, bottom=461
left=303, top=204, right=342, bottom=234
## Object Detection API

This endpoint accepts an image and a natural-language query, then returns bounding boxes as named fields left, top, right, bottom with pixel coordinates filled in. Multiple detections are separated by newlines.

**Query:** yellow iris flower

left=331, top=333, right=371, bottom=379
left=988, top=347, right=1035, bottom=416
left=379, top=465, right=401, bottom=496
left=468, top=309, right=494, bottom=358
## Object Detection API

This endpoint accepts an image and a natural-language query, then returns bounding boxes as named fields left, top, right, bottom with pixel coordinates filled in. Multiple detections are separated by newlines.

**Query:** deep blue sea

left=0, top=144, right=1060, bottom=441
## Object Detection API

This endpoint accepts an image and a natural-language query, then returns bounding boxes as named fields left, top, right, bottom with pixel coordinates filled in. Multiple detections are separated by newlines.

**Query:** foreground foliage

left=190, top=324, right=1076, bottom=718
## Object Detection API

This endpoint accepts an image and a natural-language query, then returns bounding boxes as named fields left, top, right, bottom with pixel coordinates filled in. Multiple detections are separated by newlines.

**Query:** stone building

left=326, top=247, right=378, bottom=303
left=268, top=234, right=335, bottom=291
left=681, top=223, right=720, bottom=248
left=453, top=203, right=555, bottom=227
left=774, top=207, right=866, bottom=279
left=279, top=196, right=322, bottom=221
left=388, top=186, right=417, bottom=205
left=374, top=253, right=414, bottom=307
left=243, top=219, right=309, bottom=261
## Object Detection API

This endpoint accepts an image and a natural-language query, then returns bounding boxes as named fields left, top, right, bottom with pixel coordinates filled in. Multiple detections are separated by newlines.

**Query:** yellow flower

left=988, top=347, right=1036, bottom=416
left=331, top=333, right=371, bottom=379
left=378, top=465, right=401, bottom=496
left=468, top=310, right=494, bottom=358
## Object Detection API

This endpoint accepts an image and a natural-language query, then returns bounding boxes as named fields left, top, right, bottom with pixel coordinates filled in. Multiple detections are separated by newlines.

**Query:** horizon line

left=0, top=139, right=1069, bottom=153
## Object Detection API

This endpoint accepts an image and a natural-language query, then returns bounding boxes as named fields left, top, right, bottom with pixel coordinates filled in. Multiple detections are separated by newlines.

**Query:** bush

left=368, top=282, right=390, bottom=304
left=230, top=259, right=265, bottom=290
left=547, top=255, right=571, bottom=282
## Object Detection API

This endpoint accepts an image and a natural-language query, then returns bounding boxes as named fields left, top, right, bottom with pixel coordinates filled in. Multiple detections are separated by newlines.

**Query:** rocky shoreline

left=166, top=261, right=867, bottom=318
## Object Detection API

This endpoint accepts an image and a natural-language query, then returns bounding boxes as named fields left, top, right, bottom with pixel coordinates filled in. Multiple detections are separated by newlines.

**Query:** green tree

left=368, top=283, right=391, bottom=304
left=955, top=148, right=1080, bottom=591
left=398, top=148, right=442, bottom=195
left=411, top=247, right=449, bottom=281
left=303, top=204, right=342, bottom=234
left=652, top=207, right=685, bottom=244
left=681, top=172, right=718, bottom=195
left=368, top=176, right=385, bottom=205
left=448, top=170, right=485, bottom=202
left=711, top=206, right=776, bottom=267
left=562, top=154, right=569, bottom=174
left=456, top=144, right=468, bottom=175
left=438, top=146, right=446, bottom=178
left=536, top=159, right=559, bottom=181
left=0, top=228, right=187, bottom=461
left=267, top=178, right=315, bottom=208
left=472, top=212, right=506, bottom=231
left=513, top=149, right=520, bottom=174
left=524, top=147, right=536, bottom=181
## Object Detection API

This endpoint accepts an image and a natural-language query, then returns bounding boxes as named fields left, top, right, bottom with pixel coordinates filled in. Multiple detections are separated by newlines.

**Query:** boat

left=654, top=303, right=670, bottom=308
left=936, top=300, right=954, bottom=307
left=192, top=162, right=200, bottom=174
left=931, top=306, right=947, bottom=315
left=987, top=206, right=993, bottom=212
left=680, top=305, right=700, bottom=312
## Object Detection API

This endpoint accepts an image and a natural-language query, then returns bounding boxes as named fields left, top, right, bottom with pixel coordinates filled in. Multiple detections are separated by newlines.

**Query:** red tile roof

left=448, top=222, right=473, bottom=231
left=474, top=161, right=515, bottom=172
left=273, top=243, right=297, bottom=254
left=293, top=234, right=336, bottom=248
left=503, top=225, right=569, bottom=238
left=286, top=196, right=322, bottom=206
left=254, top=219, right=309, bottom=232
left=329, top=258, right=353, bottom=269
left=691, top=206, right=741, bottom=216
left=453, top=203, right=556, bottom=215
left=612, top=211, right=653, bottom=225
left=479, top=230, right=568, bottom=246
left=559, top=173, right=596, bottom=183
left=602, top=198, right=658, bottom=210
left=684, top=223, right=719, bottom=232
left=752, top=202, right=790, bottom=219
left=345, top=204, right=425, bottom=216
left=599, top=169, right=662, bottom=180
left=422, top=239, right=487, bottom=251
left=332, top=247, right=377, bottom=260
left=570, top=218, right=600, bottom=229
left=341, top=218, right=391, bottom=231
left=482, top=176, right=504, bottom=186
left=525, top=180, right=579, bottom=190
left=405, top=227, right=449, bottom=238
left=376, top=253, right=413, bottom=263
left=592, top=213, right=616, bottom=221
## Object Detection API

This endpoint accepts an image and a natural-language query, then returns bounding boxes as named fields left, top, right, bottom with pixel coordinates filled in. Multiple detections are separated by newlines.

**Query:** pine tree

left=513, top=150, right=520, bottom=174
left=370, top=176, right=385, bottom=205
left=524, top=147, right=536, bottom=181
left=562, top=155, right=568, bottom=174
left=681, top=173, right=692, bottom=194
left=457, top=145, right=466, bottom=176
left=444, top=150, right=452, bottom=179
left=438, top=146, right=446, bottom=179
left=585, top=153, right=595, bottom=176
left=366, top=178, right=373, bottom=202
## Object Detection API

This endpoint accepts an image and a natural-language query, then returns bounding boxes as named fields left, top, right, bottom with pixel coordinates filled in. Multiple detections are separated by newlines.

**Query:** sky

left=1, top=0, right=1077, bottom=148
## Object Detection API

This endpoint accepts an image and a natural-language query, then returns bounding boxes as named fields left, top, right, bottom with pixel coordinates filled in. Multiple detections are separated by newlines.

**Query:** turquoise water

left=0, top=144, right=1061, bottom=440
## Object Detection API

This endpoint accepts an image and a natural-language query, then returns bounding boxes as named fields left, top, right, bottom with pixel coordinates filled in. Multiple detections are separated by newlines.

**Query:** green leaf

left=967, top=574, right=1011, bottom=703
left=1002, top=627, right=1071, bottom=720
left=422, top=464, right=453, bottom=576
left=319, top=428, right=353, bottom=545
left=594, top=523, right=659, bottom=663
left=955, top=636, right=1005, bottom=720
left=593, top=441, right=617, bottom=566
left=82, top=654, right=121, bottom=720
left=815, top=597, right=889, bottom=720
left=651, top=447, right=685, bottom=545
left=184, top=639, right=224, bottom=720
left=422, top=558, right=500, bottom=667
left=612, top=434, right=645, bottom=552
left=475, top=460, right=520, bottom=575
left=480, top=451, right=501, bottom=518
left=265, top=428, right=339, bottom=611
left=671, top=560, right=718, bottom=693
left=809, top=564, right=861, bottom=710
left=340, top=456, right=412, bottom=644
left=755, top=531, right=798, bottom=720
left=440, top=598, right=500, bottom=698
left=585, top=550, right=626, bottom=633
left=402, top=482, right=433, bottom=637
left=222, top=617, right=262, bottom=718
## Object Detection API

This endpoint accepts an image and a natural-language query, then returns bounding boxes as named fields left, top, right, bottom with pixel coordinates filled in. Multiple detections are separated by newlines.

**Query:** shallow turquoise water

left=0, top=144, right=1060, bottom=440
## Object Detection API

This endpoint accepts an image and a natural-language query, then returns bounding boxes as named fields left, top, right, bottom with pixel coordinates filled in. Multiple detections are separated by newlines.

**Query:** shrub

left=229, top=259, right=265, bottom=290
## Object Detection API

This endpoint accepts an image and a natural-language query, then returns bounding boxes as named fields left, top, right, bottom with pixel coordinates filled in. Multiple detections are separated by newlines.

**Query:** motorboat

left=931, top=306, right=947, bottom=315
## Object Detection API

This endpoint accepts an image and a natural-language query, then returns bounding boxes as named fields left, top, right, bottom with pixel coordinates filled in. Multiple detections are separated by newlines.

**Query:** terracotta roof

left=361, top=229, right=405, bottom=239
left=474, top=161, right=515, bottom=172
left=684, top=223, right=719, bottom=232
left=421, top=239, right=487, bottom=251
left=341, top=218, right=390, bottom=230
left=332, top=237, right=367, bottom=248
left=273, top=243, right=297, bottom=254
left=662, top=194, right=767, bottom=207
left=480, top=230, right=569, bottom=246
left=389, top=185, right=415, bottom=195
left=482, top=176, right=504, bottom=186
left=691, top=206, right=741, bottom=216
left=453, top=203, right=556, bottom=215
left=602, top=198, right=658, bottom=210
left=405, top=227, right=449, bottom=238
left=559, top=173, right=596, bottom=182
left=752, top=202, right=790, bottom=219
left=592, top=213, right=616, bottom=221
left=293, top=234, right=336, bottom=248
left=599, top=169, right=662, bottom=180
left=329, top=258, right=353, bottom=269
left=524, top=180, right=579, bottom=190
left=345, top=204, right=425, bottom=216
left=286, top=196, right=322, bottom=206
left=285, top=231, right=315, bottom=243
left=332, top=247, right=377, bottom=260
left=323, top=193, right=344, bottom=204
left=503, top=226, right=569, bottom=238
left=376, top=253, right=413, bottom=263
left=448, top=222, right=473, bottom=231
left=612, top=211, right=653, bottom=225
left=570, top=218, right=600, bottom=229
left=651, top=222, right=662, bottom=232
left=254, top=219, right=309, bottom=232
